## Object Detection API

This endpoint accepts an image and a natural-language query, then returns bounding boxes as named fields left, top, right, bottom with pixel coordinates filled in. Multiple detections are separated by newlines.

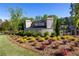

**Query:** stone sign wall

left=31, top=20, right=46, bottom=28
left=25, top=16, right=54, bottom=35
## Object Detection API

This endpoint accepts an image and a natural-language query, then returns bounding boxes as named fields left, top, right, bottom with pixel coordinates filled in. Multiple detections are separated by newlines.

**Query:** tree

left=28, top=17, right=34, bottom=21
left=0, top=19, right=3, bottom=32
left=18, top=17, right=27, bottom=30
left=0, top=19, right=2, bottom=22
left=51, top=15, right=61, bottom=36
left=22, top=17, right=28, bottom=20
left=52, top=15, right=59, bottom=30
left=0, top=19, right=2, bottom=28
left=42, top=14, right=48, bottom=20
left=70, top=3, right=79, bottom=28
left=70, top=3, right=74, bottom=18
left=61, top=17, right=71, bottom=26
left=22, top=17, right=34, bottom=21
left=35, top=16, right=42, bottom=21
left=70, top=3, right=79, bottom=35
left=1, top=20, right=10, bottom=31
left=55, top=19, right=61, bottom=36
left=8, top=8, right=22, bottom=34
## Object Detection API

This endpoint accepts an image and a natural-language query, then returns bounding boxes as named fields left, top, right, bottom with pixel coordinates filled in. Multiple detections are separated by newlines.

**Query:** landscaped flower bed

left=9, top=35, right=79, bottom=56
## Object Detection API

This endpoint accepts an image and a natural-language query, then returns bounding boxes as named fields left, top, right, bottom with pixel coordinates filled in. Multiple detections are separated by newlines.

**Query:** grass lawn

left=0, top=35, right=39, bottom=56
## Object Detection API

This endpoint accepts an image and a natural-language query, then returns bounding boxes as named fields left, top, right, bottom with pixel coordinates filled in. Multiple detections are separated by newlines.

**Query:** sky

left=0, top=3, right=70, bottom=20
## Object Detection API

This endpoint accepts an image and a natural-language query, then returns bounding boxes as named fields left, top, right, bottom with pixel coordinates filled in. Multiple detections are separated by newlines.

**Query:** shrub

left=52, top=36, right=57, bottom=40
left=31, top=43, right=40, bottom=46
left=50, top=32, right=56, bottom=37
left=40, top=38, right=45, bottom=41
left=32, top=31, right=42, bottom=37
left=16, top=30, right=33, bottom=36
left=36, top=36, right=45, bottom=42
left=27, top=37, right=35, bottom=43
left=44, top=32, right=49, bottom=37
left=57, top=36, right=61, bottom=40
left=45, top=35, right=50, bottom=40
left=24, top=30, right=32, bottom=36
left=27, top=37, right=32, bottom=40
left=18, top=37, right=27, bottom=43
left=31, top=37, right=35, bottom=41
left=16, top=30, right=42, bottom=37
left=36, top=36, right=41, bottom=40
left=16, top=30, right=24, bottom=36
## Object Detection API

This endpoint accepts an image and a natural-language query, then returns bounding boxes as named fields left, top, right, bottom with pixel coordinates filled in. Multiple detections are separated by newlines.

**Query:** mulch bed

left=8, top=35, right=79, bottom=56
left=8, top=35, right=45, bottom=55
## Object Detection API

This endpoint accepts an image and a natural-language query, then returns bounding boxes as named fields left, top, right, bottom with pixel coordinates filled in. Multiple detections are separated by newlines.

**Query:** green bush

left=24, top=30, right=32, bottom=36
left=44, top=32, right=49, bottom=37
left=16, top=30, right=33, bottom=36
left=16, top=30, right=24, bottom=36
left=45, top=35, right=50, bottom=40
left=51, top=32, right=56, bottom=37
left=32, top=31, right=42, bottom=37
left=16, top=30, right=42, bottom=37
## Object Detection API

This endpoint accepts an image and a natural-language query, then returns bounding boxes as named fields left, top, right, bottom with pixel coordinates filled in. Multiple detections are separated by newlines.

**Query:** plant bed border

left=8, top=35, right=46, bottom=56
left=8, top=35, right=79, bottom=56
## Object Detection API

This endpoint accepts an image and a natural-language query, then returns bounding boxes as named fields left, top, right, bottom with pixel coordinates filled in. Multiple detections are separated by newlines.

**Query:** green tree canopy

left=8, top=8, right=22, bottom=33
left=1, top=20, right=10, bottom=31
left=42, top=14, right=48, bottom=20
left=70, top=3, right=79, bottom=28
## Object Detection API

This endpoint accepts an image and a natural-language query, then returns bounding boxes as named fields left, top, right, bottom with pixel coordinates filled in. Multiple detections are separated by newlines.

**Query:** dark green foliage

left=9, top=8, right=22, bottom=33
left=52, top=15, right=60, bottom=36
left=32, top=31, right=42, bottom=37
left=1, top=20, right=11, bottom=32
left=70, top=3, right=79, bottom=27
left=16, top=30, right=24, bottom=36
left=42, top=14, right=48, bottom=20
left=16, top=30, right=32, bottom=36
left=35, top=16, right=42, bottom=21
left=16, top=30, right=42, bottom=37
left=44, top=32, right=49, bottom=37
left=55, top=19, right=60, bottom=36
left=24, top=30, right=33, bottom=36
left=50, top=32, right=56, bottom=37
